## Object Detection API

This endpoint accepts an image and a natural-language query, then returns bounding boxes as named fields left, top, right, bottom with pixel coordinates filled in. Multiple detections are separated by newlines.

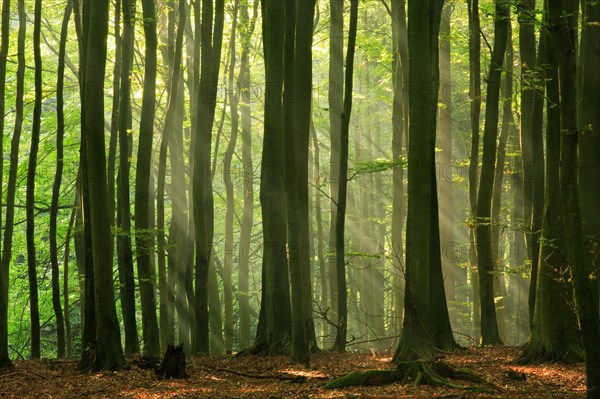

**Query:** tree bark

left=333, top=0, right=358, bottom=353
left=475, top=0, right=509, bottom=346
left=135, top=0, right=161, bottom=358
left=49, top=1, right=72, bottom=359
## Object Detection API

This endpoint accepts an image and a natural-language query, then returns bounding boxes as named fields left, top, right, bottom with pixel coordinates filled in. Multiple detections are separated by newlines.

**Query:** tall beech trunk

left=135, top=0, right=161, bottom=358
left=491, top=25, right=514, bottom=341
left=223, top=1, right=240, bottom=354
left=193, top=0, right=224, bottom=355
left=550, top=0, right=600, bottom=393
left=117, top=0, right=140, bottom=356
left=475, top=0, right=509, bottom=346
left=467, top=0, right=482, bottom=343
left=237, top=0, right=258, bottom=351
left=49, top=1, right=72, bottom=359
left=328, top=0, right=343, bottom=340
left=0, top=0, right=24, bottom=365
left=0, top=0, right=9, bottom=367
left=390, top=0, right=408, bottom=336
left=519, top=13, right=582, bottom=362
left=82, top=0, right=124, bottom=369
left=333, top=0, right=358, bottom=353
left=26, top=0, right=44, bottom=359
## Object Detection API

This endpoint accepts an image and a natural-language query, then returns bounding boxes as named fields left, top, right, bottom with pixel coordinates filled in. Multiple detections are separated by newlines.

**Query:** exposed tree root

left=325, top=358, right=500, bottom=395
left=202, top=363, right=314, bottom=383
left=235, top=339, right=290, bottom=357
left=516, top=341, right=584, bottom=364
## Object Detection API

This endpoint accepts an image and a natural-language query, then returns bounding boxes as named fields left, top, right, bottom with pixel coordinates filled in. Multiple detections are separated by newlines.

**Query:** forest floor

left=0, top=346, right=586, bottom=398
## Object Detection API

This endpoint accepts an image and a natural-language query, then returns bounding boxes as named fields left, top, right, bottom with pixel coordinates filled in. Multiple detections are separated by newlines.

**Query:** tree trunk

left=135, top=0, right=161, bottom=358
left=0, top=0, right=24, bottom=365
left=520, top=16, right=582, bottom=362
left=236, top=0, right=258, bottom=352
left=438, top=3, right=455, bottom=328
left=333, top=0, right=358, bottom=353
left=578, top=0, right=600, bottom=311
left=328, top=0, right=343, bottom=344
left=82, top=0, right=124, bottom=369
left=394, top=0, right=440, bottom=362
left=49, top=1, right=72, bottom=359
left=26, top=0, right=44, bottom=359
left=223, top=1, right=240, bottom=354
left=193, top=0, right=224, bottom=355
left=254, top=0, right=292, bottom=355
left=550, top=0, right=600, bottom=393
left=390, top=0, right=408, bottom=337
left=475, top=0, right=509, bottom=346
left=117, top=0, right=140, bottom=356
left=467, top=0, right=482, bottom=344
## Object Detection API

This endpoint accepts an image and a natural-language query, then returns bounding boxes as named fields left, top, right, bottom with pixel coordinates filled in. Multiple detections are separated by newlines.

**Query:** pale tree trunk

left=236, top=0, right=258, bottom=351
left=390, top=0, right=408, bottom=337
left=328, top=0, right=343, bottom=344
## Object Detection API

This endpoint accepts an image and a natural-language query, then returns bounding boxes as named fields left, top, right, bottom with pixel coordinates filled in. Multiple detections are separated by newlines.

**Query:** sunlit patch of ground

left=0, top=347, right=586, bottom=398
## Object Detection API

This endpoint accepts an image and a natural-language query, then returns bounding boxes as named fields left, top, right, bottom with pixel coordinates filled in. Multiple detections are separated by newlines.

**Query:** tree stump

left=155, top=344, right=189, bottom=379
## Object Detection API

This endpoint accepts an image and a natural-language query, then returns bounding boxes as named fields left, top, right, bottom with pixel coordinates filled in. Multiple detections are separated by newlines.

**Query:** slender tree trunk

left=135, top=0, right=161, bottom=358
left=223, top=1, right=240, bottom=354
left=0, top=0, right=24, bottom=365
left=117, top=0, right=140, bottom=356
left=49, top=1, right=72, bottom=359
left=491, top=24, right=514, bottom=341
left=193, top=0, right=224, bottom=355
left=328, top=0, right=343, bottom=342
left=390, top=0, right=408, bottom=337
left=237, top=0, right=258, bottom=351
left=26, top=0, right=44, bottom=359
left=64, top=203, right=77, bottom=358
left=0, top=0, right=9, bottom=367
left=333, top=0, right=358, bottom=353
left=438, top=4, right=454, bottom=326
left=467, top=0, right=482, bottom=343
left=475, top=0, right=509, bottom=346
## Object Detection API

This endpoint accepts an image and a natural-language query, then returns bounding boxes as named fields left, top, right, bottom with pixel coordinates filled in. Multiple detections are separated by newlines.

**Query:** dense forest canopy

left=0, top=0, right=599, bottom=396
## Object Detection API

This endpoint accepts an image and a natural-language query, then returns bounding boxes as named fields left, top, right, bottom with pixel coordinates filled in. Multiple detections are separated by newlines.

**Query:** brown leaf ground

left=0, top=346, right=586, bottom=398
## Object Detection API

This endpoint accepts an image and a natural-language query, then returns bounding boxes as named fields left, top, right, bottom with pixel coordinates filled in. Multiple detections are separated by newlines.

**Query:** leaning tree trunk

left=475, top=0, right=509, bottom=346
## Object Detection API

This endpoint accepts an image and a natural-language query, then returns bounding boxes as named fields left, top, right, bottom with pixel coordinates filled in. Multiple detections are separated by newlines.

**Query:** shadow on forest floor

left=0, top=346, right=586, bottom=398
